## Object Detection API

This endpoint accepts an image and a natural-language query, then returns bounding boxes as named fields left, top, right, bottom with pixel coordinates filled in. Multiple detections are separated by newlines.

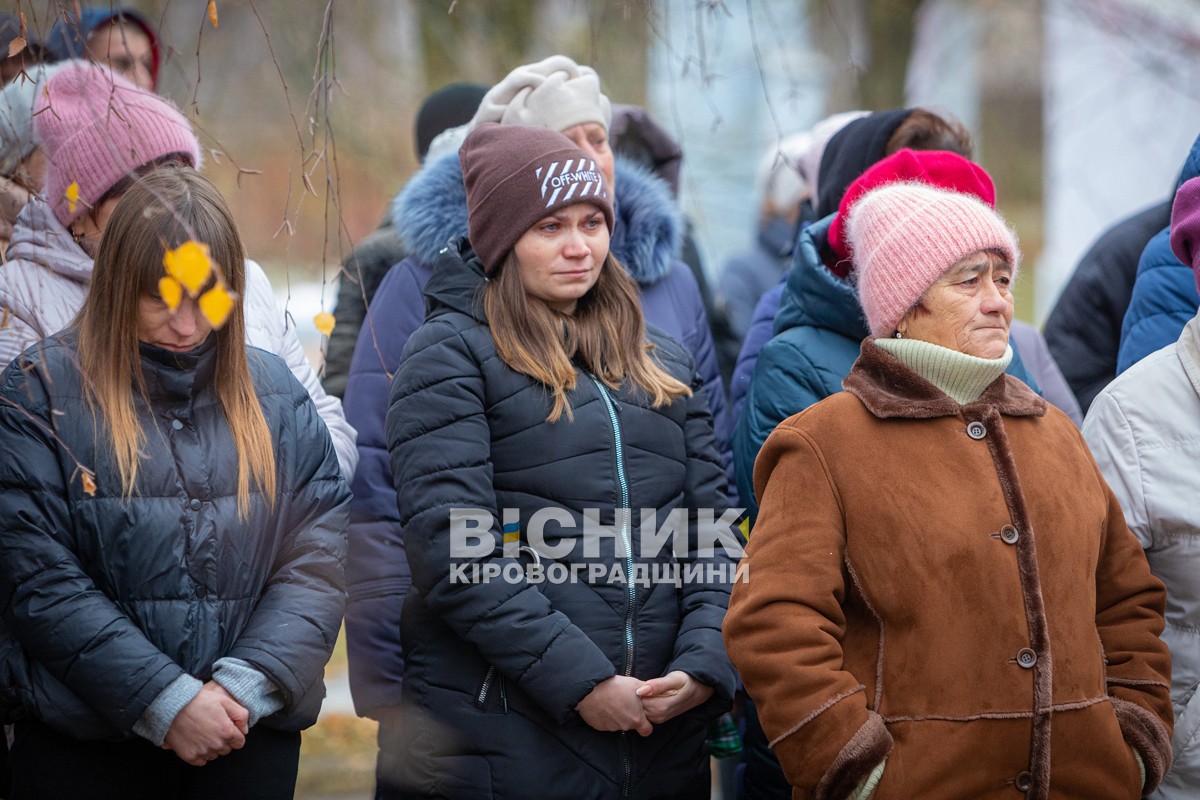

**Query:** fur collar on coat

left=391, top=150, right=682, bottom=287
left=844, top=339, right=1047, bottom=420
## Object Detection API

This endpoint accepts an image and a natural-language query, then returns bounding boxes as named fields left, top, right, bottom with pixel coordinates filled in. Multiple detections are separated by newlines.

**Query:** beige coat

left=725, top=341, right=1172, bottom=800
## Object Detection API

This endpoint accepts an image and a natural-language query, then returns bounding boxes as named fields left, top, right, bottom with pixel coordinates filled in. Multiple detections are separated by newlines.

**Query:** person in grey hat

left=0, top=62, right=66, bottom=255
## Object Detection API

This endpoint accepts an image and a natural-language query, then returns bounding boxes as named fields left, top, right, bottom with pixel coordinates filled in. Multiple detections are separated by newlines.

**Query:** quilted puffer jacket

left=341, top=151, right=728, bottom=720
left=0, top=332, right=349, bottom=739
left=1117, top=131, right=1200, bottom=375
left=384, top=238, right=738, bottom=798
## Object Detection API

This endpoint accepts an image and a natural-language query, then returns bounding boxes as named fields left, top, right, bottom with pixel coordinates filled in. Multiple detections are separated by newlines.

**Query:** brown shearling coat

left=724, top=341, right=1172, bottom=800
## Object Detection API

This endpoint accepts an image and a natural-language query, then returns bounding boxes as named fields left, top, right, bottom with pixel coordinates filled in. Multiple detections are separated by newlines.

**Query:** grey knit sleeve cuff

left=212, top=657, right=285, bottom=728
left=132, top=673, right=204, bottom=746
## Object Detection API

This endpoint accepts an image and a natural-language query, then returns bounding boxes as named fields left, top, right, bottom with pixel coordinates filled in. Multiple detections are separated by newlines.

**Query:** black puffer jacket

left=386, top=239, right=738, bottom=799
left=1044, top=199, right=1172, bottom=413
left=0, top=332, right=349, bottom=740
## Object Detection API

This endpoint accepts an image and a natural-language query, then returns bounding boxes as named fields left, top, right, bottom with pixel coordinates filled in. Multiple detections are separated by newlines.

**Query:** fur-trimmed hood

left=391, top=150, right=682, bottom=287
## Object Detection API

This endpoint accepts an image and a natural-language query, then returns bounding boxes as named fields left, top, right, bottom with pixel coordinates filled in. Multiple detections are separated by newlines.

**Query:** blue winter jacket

left=342, top=151, right=728, bottom=718
left=1117, top=134, right=1200, bottom=375
left=717, top=217, right=794, bottom=343
left=729, top=281, right=784, bottom=429
left=733, top=216, right=1036, bottom=522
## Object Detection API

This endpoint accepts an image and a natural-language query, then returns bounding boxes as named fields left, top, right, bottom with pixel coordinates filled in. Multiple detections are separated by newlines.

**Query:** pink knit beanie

left=461, top=123, right=613, bottom=274
left=1169, top=176, right=1200, bottom=295
left=35, top=61, right=202, bottom=227
left=848, top=181, right=1019, bottom=337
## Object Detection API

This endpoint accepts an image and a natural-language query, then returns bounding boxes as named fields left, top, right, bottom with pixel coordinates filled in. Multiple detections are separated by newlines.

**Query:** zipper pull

left=593, top=376, right=620, bottom=412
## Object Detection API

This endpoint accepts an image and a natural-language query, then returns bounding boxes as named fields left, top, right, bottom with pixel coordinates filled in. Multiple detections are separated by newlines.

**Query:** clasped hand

left=576, top=670, right=713, bottom=736
left=163, top=681, right=249, bottom=766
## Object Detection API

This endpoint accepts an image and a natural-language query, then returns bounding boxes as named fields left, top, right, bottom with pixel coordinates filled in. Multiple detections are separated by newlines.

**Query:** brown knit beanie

left=460, top=122, right=614, bottom=274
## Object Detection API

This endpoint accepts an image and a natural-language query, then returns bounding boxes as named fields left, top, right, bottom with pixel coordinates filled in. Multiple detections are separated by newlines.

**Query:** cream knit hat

left=848, top=182, right=1019, bottom=337
left=469, top=55, right=611, bottom=134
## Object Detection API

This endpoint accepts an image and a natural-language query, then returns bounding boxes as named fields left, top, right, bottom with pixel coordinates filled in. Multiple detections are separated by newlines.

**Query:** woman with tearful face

left=385, top=123, right=738, bottom=799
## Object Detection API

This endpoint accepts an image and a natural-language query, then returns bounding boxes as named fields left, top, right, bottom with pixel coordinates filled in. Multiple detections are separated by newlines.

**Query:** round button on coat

left=189, top=498, right=201, bottom=511
left=1015, top=771, right=1033, bottom=791
left=1000, top=525, right=1019, bottom=545
left=967, top=421, right=986, bottom=440
left=171, top=419, right=183, bottom=431
left=1017, top=648, right=1037, bottom=668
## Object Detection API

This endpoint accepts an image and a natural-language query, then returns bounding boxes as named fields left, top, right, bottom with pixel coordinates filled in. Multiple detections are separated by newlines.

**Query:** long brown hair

left=75, top=166, right=275, bottom=516
left=483, top=251, right=690, bottom=422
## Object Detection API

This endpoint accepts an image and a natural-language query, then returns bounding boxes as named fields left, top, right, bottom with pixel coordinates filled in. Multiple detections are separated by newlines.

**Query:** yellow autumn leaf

left=163, top=240, right=213, bottom=297
left=158, top=276, right=183, bottom=311
left=80, top=469, right=96, bottom=496
left=66, top=182, right=79, bottom=215
left=207, top=0, right=218, bottom=28
left=7, top=37, right=25, bottom=58
left=313, top=311, right=335, bottom=337
left=198, top=284, right=235, bottom=329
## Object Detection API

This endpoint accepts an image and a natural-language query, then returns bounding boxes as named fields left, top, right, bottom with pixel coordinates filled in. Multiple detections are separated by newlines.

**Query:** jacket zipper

left=475, top=665, right=497, bottom=710
left=588, top=374, right=636, bottom=798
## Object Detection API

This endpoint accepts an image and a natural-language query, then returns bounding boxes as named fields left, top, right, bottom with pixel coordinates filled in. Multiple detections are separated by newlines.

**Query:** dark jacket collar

left=138, top=334, right=219, bottom=405
left=843, top=338, right=1046, bottom=420
left=423, top=237, right=488, bottom=324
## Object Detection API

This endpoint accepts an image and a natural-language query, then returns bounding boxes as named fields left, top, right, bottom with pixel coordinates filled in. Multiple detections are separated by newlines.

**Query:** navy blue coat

left=1044, top=200, right=1171, bottom=412
left=1118, top=133, right=1200, bottom=375
left=384, top=239, right=737, bottom=798
left=0, top=333, right=349, bottom=739
left=342, top=151, right=728, bottom=719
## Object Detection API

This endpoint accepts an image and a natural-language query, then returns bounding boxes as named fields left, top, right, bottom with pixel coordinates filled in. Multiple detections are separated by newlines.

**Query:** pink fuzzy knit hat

left=848, top=181, right=1019, bottom=337
left=35, top=61, right=202, bottom=227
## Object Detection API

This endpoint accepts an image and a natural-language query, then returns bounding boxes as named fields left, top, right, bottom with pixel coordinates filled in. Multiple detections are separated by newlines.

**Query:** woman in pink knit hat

left=724, top=182, right=1173, bottom=799
left=0, top=59, right=358, bottom=480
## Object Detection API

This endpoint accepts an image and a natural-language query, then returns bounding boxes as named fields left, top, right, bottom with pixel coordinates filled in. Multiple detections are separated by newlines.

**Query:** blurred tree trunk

left=416, top=0, right=649, bottom=107
left=860, top=0, right=924, bottom=108
left=808, top=0, right=924, bottom=111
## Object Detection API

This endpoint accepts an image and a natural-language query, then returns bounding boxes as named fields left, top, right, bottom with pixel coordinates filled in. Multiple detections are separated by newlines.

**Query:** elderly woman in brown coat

left=723, top=182, right=1173, bottom=800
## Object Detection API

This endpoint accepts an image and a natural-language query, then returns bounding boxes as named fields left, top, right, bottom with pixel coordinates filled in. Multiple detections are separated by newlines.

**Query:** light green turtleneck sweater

left=875, top=338, right=1012, bottom=404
